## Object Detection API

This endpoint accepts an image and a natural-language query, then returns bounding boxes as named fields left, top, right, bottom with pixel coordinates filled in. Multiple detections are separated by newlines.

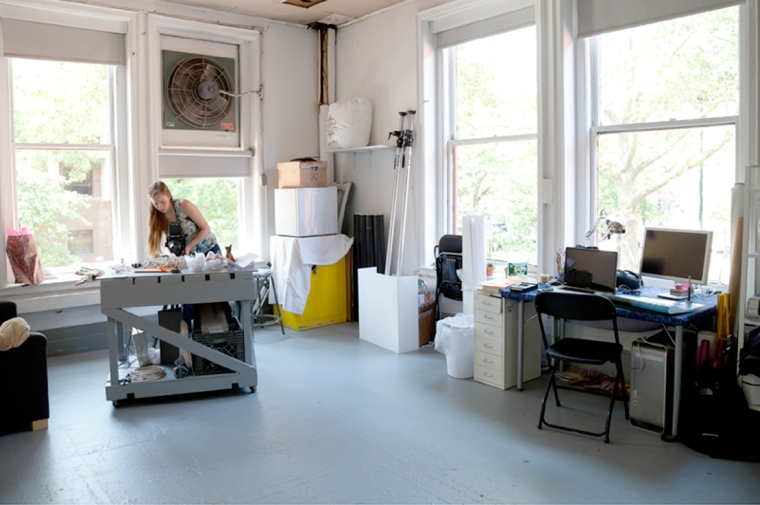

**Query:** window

left=11, top=58, right=117, bottom=270
left=162, top=178, right=241, bottom=252
left=591, top=7, right=738, bottom=284
left=443, top=25, right=538, bottom=265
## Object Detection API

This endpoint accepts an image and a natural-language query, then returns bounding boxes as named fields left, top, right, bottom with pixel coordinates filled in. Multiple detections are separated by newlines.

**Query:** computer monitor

left=639, top=228, right=713, bottom=285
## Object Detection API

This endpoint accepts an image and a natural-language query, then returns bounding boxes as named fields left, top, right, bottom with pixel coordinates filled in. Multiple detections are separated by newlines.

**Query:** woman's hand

left=184, top=245, right=193, bottom=256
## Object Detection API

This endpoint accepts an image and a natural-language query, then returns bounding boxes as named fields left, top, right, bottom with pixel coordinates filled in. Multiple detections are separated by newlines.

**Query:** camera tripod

left=385, top=110, right=416, bottom=277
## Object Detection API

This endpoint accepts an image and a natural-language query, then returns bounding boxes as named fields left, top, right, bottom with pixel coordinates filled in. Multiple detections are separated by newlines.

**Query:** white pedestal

left=358, top=267, right=419, bottom=353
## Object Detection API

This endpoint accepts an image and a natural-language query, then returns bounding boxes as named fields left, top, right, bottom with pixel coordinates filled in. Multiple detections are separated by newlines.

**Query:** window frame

left=10, top=60, right=121, bottom=276
left=438, top=19, right=539, bottom=264
left=585, top=8, right=740, bottom=284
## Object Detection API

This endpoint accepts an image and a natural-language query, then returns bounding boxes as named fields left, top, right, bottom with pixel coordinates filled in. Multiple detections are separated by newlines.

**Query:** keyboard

left=605, top=293, right=704, bottom=315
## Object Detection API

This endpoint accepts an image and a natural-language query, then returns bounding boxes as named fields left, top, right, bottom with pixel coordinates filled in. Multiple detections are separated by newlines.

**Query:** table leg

left=517, top=300, right=525, bottom=391
left=108, top=317, right=120, bottom=388
left=666, top=325, right=684, bottom=440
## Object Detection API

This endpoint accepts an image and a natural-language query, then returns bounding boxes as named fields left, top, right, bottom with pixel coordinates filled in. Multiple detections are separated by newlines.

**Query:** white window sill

left=0, top=274, right=101, bottom=313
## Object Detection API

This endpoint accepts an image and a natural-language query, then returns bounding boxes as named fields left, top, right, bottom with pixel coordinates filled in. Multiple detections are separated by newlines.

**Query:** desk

left=100, top=270, right=257, bottom=405
left=502, top=287, right=717, bottom=438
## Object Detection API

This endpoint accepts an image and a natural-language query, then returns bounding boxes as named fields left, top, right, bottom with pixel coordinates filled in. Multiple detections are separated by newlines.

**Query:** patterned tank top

left=173, top=199, right=219, bottom=255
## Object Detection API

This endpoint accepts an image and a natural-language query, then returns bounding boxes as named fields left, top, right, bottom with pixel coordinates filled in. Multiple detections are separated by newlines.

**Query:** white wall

left=15, top=1, right=320, bottom=329
left=334, top=2, right=424, bottom=275
left=261, top=23, right=320, bottom=251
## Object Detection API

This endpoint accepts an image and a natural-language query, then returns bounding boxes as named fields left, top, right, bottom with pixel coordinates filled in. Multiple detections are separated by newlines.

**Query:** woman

left=147, top=181, right=220, bottom=258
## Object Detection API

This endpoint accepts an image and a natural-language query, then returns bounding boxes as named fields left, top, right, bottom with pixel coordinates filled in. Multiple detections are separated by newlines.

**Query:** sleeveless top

left=173, top=199, right=219, bottom=255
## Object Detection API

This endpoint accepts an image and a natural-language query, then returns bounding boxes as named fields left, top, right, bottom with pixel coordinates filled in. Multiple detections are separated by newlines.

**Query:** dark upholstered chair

left=0, top=300, right=49, bottom=434
left=534, top=291, right=629, bottom=443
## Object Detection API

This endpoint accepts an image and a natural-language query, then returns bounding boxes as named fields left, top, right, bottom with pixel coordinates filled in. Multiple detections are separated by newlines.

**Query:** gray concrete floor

left=1, top=321, right=759, bottom=504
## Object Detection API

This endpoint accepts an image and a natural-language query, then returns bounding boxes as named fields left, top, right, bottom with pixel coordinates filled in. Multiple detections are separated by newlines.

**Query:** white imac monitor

left=639, top=228, right=713, bottom=285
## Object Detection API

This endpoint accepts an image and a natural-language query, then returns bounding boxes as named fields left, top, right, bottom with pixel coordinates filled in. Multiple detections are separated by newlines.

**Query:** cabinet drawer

left=475, top=335, right=503, bottom=356
left=474, top=293, right=503, bottom=314
left=475, top=349, right=503, bottom=371
left=475, top=322, right=501, bottom=341
left=474, top=364, right=504, bottom=389
left=475, top=309, right=503, bottom=328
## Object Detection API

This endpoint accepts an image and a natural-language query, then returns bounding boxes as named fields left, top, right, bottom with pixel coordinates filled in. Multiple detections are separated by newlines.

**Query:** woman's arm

left=180, top=199, right=212, bottom=255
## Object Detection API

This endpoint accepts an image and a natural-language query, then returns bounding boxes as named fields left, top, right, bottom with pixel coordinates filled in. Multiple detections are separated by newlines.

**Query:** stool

left=252, top=268, right=285, bottom=334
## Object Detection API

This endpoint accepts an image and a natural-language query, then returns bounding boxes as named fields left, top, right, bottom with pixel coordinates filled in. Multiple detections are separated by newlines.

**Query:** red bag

left=5, top=227, right=43, bottom=285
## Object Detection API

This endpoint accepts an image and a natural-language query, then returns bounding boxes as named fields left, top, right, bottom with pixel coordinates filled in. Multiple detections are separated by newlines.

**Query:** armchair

left=0, top=300, right=49, bottom=434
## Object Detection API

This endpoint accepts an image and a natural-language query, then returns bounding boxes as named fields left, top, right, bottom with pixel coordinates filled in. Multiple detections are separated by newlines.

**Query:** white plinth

left=358, top=267, right=419, bottom=353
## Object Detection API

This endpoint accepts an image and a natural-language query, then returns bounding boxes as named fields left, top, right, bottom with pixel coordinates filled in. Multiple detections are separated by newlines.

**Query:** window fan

left=166, top=56, right=235, bottom=129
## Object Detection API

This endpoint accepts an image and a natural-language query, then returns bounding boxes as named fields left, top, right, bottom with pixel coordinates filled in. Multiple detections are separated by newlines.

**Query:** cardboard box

left=419, top=299, right=436, bottom=346
left=278, top=160, right=327, bottom=188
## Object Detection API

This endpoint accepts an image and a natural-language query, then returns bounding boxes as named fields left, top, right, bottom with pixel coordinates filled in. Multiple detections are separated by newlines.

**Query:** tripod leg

left=395, top=110, right=415, bottom=276
left=385, top=112, right=407, bottom=276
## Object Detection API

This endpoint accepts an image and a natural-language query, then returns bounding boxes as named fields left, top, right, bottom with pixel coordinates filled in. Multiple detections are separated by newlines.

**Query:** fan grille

left=167, top=57, right=233, bottom=129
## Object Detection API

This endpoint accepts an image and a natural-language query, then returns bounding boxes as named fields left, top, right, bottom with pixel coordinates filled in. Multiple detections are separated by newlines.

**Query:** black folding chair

left=534, top=291, right=629, bottom=443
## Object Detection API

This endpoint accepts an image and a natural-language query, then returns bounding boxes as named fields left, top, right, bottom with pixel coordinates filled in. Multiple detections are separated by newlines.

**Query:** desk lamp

left=585, top=210, right=626, bottom=247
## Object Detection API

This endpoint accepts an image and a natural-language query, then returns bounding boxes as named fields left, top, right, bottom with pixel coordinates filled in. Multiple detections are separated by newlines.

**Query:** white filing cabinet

left=474, top=291, right=542, bottom=390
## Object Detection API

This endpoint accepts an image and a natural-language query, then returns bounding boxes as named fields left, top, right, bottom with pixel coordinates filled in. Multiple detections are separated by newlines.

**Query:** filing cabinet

left=474, top=291, right=542, bottom=390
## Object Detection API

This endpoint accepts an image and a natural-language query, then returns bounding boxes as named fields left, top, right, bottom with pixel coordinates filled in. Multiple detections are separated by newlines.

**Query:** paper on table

left=228, top=252, right=259, bottom=270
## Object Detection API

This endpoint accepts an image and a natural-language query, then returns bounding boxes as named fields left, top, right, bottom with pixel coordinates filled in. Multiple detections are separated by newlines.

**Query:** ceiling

left=159, top=0, right=411, bottom=26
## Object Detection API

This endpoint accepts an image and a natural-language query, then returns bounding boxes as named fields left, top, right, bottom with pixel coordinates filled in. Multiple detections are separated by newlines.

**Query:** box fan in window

left=161, top=36, right=241, bottom=149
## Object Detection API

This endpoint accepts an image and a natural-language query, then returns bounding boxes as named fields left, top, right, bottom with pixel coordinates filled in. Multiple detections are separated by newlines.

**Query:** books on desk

left=478, top=277, right=525, bottom=296
left=606, top=293, right=704, bottom=315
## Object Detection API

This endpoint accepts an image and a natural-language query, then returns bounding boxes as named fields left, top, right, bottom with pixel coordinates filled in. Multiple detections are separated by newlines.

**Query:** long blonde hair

left=147, top=181, right=173, bottom=257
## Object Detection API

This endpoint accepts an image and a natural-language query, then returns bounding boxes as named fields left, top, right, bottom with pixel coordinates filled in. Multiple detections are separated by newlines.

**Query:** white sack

left=326, top=97, right=372, bottom=150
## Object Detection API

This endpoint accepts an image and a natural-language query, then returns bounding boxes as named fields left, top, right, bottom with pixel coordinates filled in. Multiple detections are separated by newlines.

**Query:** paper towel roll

left=462, top=216, right=486, bottom=315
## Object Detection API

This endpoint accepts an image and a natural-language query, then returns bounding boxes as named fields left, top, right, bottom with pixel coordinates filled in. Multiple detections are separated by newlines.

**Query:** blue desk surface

left=501, top=286, right=718, bottom=326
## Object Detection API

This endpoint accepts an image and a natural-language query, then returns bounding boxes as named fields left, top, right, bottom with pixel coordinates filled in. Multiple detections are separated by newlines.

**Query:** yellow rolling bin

left=280, top=256, right=347, bottom=330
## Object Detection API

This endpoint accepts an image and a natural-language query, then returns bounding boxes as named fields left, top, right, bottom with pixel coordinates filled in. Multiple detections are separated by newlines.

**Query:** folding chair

left=534, top=291, right=629, bottom=443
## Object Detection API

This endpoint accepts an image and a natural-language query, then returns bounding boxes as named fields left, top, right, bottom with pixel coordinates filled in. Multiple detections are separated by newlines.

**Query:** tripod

left=384, top=110, right=416, bottom=277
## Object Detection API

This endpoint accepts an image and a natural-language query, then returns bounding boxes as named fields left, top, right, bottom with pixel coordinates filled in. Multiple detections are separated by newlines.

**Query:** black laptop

left=557, top=247, right=618, bottom=294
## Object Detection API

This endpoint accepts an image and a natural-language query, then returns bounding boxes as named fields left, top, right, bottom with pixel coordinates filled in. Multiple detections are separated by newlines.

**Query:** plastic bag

left=434, top=313, right=474, bottom=379
left=5, top=227, right=43, bottom=285
left=326, top=97, right=372, bottom=150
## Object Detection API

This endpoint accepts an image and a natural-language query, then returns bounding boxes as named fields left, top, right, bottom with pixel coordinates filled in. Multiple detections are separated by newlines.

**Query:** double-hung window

left=1, top=18, right=127, bottom=287
left=586, top=5, right=739, bottom=284
left=438, top=8, right=538, bottom=265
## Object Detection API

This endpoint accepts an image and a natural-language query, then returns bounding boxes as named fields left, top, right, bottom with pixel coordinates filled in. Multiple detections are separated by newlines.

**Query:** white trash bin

left=434, top=313, right=474, bottom=379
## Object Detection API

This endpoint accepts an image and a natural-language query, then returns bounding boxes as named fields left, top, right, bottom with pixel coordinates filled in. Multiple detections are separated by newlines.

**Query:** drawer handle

left=484, top=314, right=494, bottom=320
left=482, top=342, right=494, bottom=349
left=482, top=357, right=494, bottom=364
left=484, top=329, right=493, bottom=335
left=482, top=370, right=493, bottom=378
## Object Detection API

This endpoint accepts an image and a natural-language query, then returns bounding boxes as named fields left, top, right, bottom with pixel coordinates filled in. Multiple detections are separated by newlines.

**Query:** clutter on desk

left=140, top=254, right=187, bottom=271
left=478, top=277, right=524, bottom=296
left=184, top=251, right=223, bottom=272
left=509, top=282, right=538, bottom=293
left=669, top=282, right=693, bottom=298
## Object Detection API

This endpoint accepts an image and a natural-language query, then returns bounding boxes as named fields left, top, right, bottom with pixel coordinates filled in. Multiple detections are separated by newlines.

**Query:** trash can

left=434, top=313, right=474, bottom=379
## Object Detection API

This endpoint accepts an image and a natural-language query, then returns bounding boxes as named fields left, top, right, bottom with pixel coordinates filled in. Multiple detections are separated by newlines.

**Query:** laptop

left=557, top=247, right=618, bottom=294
